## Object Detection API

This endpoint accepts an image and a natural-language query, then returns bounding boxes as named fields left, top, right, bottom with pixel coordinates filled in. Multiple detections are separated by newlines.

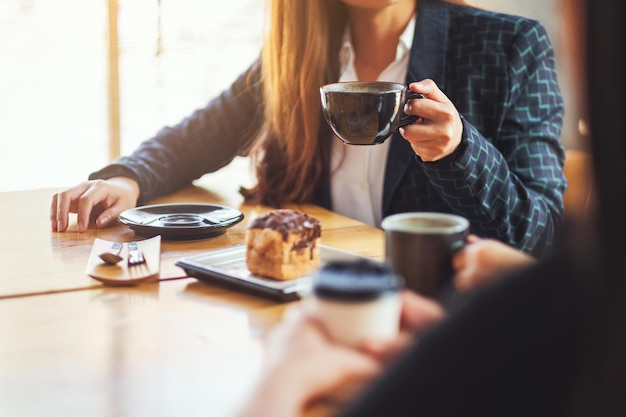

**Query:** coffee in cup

left=319, top=81, right=423, bottom=145
left=381, top=212, right=469, bottom=298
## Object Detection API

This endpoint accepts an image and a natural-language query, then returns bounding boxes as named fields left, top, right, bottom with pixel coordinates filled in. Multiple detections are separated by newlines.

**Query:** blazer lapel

left=383, top=0, right=451, bottom=215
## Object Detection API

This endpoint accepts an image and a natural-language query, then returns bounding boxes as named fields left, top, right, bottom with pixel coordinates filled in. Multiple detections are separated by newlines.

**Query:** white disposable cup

left=307, top=260, right=403, bottom=347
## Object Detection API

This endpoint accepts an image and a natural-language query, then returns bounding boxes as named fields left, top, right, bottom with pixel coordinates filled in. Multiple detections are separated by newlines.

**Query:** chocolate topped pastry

left=245, top=209, right=321, bottom=280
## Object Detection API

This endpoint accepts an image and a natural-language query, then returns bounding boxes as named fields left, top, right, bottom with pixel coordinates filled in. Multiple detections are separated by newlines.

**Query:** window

left=0, top=0, right=263, bottom=191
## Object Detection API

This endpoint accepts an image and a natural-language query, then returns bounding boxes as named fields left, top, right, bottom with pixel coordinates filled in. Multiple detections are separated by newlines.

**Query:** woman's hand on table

left=236, top=291, right=445, bottom=417
left=50, top=177, right=139, bottom=232
left=453, top=234, right=537, bottom=292
left=399, top=79, right=464, bottom=162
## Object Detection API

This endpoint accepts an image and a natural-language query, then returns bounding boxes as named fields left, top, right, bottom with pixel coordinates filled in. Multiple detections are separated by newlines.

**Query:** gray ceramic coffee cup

left=381, top=212, right=469, bottom=297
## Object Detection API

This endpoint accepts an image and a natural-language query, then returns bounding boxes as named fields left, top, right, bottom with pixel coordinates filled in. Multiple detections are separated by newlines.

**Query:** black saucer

left=118, top=203, right=244, bottom=240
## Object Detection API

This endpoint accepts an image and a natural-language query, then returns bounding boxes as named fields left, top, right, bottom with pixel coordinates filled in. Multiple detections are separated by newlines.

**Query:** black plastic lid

left=312, top=259, right=403, bottom=301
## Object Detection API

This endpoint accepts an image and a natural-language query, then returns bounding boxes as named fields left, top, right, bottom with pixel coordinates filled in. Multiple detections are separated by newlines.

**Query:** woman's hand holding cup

left=399, top=79, right=465, bottom=162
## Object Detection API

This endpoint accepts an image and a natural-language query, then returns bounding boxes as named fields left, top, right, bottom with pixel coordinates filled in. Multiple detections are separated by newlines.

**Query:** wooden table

left=0, top=185, right=384, bottom=417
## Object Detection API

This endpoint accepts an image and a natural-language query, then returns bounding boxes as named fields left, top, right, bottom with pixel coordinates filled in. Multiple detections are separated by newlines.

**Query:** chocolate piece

left=249, top=209, right=321, bottom=242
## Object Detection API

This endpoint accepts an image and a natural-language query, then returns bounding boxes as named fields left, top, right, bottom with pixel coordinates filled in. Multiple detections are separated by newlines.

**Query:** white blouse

left=330, top=15, right=416, bottom=227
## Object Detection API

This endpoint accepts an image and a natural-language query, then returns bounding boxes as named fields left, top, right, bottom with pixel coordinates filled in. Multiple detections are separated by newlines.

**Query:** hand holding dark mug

left=320, top=81, right=424, bottom=145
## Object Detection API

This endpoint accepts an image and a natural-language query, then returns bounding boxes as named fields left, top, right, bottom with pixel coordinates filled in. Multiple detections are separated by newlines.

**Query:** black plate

left=118, top=203, right=244, bottom=240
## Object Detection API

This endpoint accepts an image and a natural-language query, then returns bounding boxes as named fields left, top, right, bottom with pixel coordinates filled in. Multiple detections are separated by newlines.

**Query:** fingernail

left=97, top=216, right=108, bottom=228
left=57, top=221, right=62, bottom=231
left=404, top=103, right=411, bottom=112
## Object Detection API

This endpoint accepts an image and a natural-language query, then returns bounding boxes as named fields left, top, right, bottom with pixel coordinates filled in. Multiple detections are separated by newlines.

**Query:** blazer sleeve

left=89, top=61, right=264, bottom=205
left=420, top=21, right=566, bottom=257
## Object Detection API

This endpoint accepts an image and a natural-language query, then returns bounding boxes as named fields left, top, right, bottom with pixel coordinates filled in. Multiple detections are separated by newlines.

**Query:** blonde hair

left=242, top=0, right=346, bottom=206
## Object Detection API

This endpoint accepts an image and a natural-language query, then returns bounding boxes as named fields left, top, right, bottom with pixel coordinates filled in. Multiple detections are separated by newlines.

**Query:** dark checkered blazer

left=92, top=0, right=565, bottom=257
left=380, top=0, right=566, bottom=257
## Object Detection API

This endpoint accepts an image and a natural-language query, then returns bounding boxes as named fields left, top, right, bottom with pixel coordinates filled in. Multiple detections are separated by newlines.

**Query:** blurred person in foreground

left=51, top=0, right=566, bottom=258
left=235, top=0, right=626, bottom=416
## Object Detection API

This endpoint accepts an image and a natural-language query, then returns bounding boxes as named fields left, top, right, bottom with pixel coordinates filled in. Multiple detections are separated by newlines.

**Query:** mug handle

left=450, top=239, right=466, bottom=254
left=398, top=91, right=425, bottom=128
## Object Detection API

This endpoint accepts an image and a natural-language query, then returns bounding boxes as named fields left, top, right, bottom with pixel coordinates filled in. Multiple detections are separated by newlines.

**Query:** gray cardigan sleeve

left=89, top=61, right=264, bottom=205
